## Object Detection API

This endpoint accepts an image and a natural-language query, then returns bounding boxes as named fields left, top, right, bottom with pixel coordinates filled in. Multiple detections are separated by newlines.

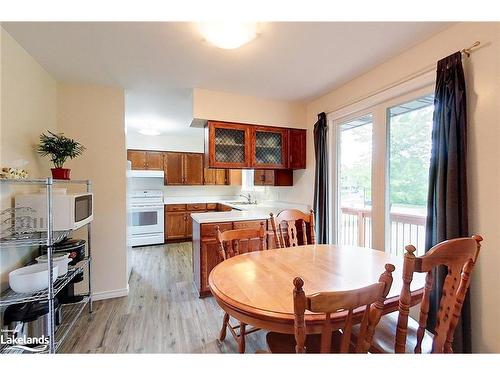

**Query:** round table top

left=209, top=244, right=426, bottom=321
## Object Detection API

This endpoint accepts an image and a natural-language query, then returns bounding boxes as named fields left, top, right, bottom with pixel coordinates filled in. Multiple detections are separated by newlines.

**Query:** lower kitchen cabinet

left=165, top=203, right=216, bottom=242
left=192, top=219, right=272, bottom=297
left=165, top=211, right=186, bottom=241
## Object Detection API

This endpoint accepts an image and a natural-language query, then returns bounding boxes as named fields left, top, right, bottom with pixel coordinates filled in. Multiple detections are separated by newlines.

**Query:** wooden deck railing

left=340, top=207, right=426, bottom=255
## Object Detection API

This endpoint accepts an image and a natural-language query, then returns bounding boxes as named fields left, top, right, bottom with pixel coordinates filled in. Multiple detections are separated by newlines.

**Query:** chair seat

left=354, top=312, right=434, bottom=353
left=266, top=330, right=343, bottom=353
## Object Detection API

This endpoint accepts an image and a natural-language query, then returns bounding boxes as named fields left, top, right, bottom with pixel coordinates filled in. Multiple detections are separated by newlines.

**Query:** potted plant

left=37, top=131, right=86, bottom=180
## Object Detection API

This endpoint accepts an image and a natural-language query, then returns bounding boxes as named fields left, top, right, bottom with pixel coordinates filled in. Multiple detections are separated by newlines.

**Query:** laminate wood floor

left=59, top=242, right=267, bottom=353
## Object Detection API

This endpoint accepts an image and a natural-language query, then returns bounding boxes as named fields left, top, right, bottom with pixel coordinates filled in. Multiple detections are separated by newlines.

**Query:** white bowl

left=36, top=252, right=71, bottom=276
left=9, top=263, right=59, bottom=294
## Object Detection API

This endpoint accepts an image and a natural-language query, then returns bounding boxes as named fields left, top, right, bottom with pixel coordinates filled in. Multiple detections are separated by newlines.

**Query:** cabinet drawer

left=166, top=204, right=186, bottom=212
left=187, top=203, right=207, bottom=211
left=233, top=220, right=267, bottom=230
left=201, top=223, right=232, bottom=238
left=206, top=203, right=217, bottom=210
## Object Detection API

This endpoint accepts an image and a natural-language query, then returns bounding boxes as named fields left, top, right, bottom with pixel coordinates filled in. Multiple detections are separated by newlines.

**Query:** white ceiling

left=3, top=22, right=452, bottom=132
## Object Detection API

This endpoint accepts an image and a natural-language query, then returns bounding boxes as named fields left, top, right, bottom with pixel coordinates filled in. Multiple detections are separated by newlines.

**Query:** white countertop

left=189, top=200, right=310, bottom=224
left=190, top=209, right=273, bottom=224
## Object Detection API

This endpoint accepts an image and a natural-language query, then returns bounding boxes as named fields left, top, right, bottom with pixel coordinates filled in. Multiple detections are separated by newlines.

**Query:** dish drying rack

left=0, top=178, right=93, bottom=354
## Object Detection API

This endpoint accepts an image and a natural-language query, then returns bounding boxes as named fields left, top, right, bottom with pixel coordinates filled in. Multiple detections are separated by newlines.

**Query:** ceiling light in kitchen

left=198, top=22, right=259, bottom=50
left=138, top=127, right=162, bottom=136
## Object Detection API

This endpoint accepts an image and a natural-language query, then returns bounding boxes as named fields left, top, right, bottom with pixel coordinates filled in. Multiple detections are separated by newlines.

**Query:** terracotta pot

left=51, top=168, right=71, bottom=180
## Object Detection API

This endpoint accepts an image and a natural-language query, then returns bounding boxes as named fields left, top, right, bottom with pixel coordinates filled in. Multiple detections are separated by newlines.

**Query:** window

left=329, top=79, right=435, bottom=254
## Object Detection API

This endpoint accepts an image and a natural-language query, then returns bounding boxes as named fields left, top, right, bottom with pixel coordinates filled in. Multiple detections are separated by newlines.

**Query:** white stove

left=129, top=190, right=164, bottom=247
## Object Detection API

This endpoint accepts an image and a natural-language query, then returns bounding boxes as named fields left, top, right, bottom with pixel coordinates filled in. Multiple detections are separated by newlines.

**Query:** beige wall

left=57, top=83, right=128, bottom=299
left=193, top=88, right=306, bottom=128
left=306, top=22, right=500, bottom=352
left=0, top=27, right=58, bottom=290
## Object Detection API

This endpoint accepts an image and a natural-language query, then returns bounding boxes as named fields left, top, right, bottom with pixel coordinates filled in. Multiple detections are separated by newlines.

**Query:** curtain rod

left=461, top=41, right=481, bottom=57
left=325, top=41, right=481, bottom=116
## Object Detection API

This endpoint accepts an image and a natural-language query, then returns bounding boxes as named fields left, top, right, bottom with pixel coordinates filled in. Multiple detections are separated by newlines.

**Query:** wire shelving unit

left=0, top=178, right=93, bottom=354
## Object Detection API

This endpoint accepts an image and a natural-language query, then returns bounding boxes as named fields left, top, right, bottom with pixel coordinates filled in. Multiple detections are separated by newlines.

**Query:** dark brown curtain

left=313, top=112, right=329, bottom=244
left=425, top=51, right=470, bottom=352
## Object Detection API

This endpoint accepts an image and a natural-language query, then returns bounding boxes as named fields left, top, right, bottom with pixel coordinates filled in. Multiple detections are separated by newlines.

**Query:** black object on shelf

left=41, top=238, right=86, bottom=266
left=42, top=238, right=86, bottom=304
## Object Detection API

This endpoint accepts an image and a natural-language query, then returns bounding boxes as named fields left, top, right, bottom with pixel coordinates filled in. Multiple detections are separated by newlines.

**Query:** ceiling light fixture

left=198, top=22, right=259, bottom=50
left=138, top=127, right=162, bottom=136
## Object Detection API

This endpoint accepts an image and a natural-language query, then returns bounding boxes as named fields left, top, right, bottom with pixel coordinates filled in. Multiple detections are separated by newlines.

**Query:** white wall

left=126, top=129, right=205, bottom=153
left=0, top=27, right=58, bottom=291
left=57, top=83, right=128, bottom=300
left=306, top=22, right=500, bottom=353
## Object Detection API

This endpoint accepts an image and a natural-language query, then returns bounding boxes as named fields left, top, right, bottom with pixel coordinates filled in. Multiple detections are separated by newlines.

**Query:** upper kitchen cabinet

left=206, top=121, right=251, bottom=168
left=204, top=168, right=227, bottom=185
left=164, top=152, right=203, bottom=185
left=163, top=152, right=184, bottom=185
left=251, top=126, right=288, bottom=169
left=205, top=121, right=306, bottom=170
left=288, top=129, right=306, bottom=169
left=184, top=153, right=204, bottom=185
left=127, top=150, right=163, bottom=170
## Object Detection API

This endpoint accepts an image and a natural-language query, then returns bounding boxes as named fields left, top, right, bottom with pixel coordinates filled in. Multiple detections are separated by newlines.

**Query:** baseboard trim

left=92, top=284, right=129, bottom=301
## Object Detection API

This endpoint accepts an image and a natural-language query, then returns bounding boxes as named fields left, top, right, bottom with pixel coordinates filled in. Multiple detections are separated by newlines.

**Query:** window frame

left=327, top=73, right=435, bottom=252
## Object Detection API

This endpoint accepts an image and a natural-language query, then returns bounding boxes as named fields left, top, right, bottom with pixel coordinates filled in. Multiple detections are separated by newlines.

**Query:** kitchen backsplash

left=129, top=177, right=241, bottom=198
left=129, top=177, right=295, bottom=203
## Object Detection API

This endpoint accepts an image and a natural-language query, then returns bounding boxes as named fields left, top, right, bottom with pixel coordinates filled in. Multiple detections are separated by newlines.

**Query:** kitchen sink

left=225, top=201, right=257, bottom=205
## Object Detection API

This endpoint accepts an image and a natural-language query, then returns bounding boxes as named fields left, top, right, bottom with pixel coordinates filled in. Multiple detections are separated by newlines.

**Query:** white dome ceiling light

left=137, top=128, right=162, bottom=136
left=198, top=22, right=259, bottom=50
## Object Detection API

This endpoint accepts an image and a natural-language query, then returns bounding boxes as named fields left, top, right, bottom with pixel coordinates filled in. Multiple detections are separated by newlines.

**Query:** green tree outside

left=340, top=105, right=433, bottom=209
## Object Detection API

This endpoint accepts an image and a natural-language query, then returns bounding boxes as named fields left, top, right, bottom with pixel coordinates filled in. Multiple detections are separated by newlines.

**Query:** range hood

left=129, top=170, right=165, bottom=178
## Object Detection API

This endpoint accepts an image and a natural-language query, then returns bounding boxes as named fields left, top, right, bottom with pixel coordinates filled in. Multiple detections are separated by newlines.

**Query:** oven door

left=130, top=205, right=164, bottom=235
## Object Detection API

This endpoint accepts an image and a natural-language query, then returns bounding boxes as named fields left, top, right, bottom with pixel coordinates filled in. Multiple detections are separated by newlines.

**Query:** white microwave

left=15, top=192, right=93, bottom=231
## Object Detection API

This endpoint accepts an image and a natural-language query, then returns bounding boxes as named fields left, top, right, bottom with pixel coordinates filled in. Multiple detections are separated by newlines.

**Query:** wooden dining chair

left=269, top=209, right=316, bottom=248
left=358, top=235, right=483, bottom=354
left=215, top=222, right=267, bottom=353
left=265, top=264, right=395, bottom=353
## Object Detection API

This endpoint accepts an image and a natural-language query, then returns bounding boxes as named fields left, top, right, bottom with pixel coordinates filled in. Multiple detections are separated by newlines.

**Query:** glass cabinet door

left=252, top=127, right=287, bottom=168
left=209, top=122, right=250, bottom=168
left=215, top=127, right=246, bottom=163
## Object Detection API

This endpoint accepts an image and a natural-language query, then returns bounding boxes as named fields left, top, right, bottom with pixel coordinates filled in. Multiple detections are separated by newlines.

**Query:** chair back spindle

left=293, top=263, right=395, bottom=353
left=394, top=235, right=483, bottom=353
left=216, top=222, right=267, bottom=261
left=270, top=209, right=316, bottom=248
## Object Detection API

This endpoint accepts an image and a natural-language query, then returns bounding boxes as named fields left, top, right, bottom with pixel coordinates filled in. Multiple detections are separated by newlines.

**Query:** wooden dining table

left=209, top=244, right=426, bottom=335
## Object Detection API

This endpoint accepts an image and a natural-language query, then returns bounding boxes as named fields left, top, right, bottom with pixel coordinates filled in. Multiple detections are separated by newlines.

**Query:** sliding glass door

left=336, top=114, right=373, bottom=248
left=387, top=95, right=434, bottom=255
left=331, top=85, right=435, bottom=255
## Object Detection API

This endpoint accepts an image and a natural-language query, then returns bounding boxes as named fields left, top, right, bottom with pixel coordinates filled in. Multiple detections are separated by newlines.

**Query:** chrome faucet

left=240, top=193, right=253, bottom=204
